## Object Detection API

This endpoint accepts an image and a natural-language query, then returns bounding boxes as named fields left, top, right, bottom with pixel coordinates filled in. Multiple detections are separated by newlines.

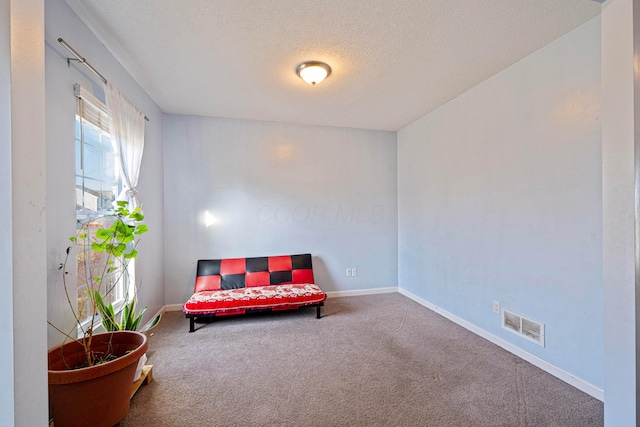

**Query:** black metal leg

left=189, top=316, right=195, bottom=333
left=316, top=304, right=322, bottom=319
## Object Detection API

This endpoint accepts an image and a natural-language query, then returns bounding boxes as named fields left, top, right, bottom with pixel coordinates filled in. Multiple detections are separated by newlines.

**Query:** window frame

left=74, top=84, right=133, bottom=334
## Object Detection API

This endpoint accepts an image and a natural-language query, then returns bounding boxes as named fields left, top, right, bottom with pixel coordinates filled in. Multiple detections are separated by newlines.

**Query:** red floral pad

left=183, top=283, right=326, bottom=315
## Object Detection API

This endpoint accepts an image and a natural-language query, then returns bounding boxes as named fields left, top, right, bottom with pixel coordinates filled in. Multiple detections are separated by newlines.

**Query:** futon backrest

left=194, top=254, right=315, bottom=292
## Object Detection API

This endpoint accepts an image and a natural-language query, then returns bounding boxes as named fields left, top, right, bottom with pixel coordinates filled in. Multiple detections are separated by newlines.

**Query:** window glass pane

left=102, top=135, right=114, bottom=152
left=100, top=185, right=116, bottom=211
left=83, top=145, right=101, bottom=180
left=82, top=122, right=100, bottom=147
left=75, top=119, right=81, bottom=140
left=81, top=178, right=101, bottom=212
left=77, top=285, right=89, bottom=323
left=76, top=248, right=88, bottom=290
left=103, top=272, right=121, bottom=305
left=102, top=152, right=117, bottom=184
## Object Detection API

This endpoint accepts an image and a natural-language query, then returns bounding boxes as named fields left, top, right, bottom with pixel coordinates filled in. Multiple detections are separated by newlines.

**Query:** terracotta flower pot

left=48, top=331, right=148, bottom=427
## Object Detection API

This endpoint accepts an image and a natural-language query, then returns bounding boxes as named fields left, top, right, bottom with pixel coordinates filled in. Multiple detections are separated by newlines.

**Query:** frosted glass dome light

left=296, top=61, right=332, bottom=86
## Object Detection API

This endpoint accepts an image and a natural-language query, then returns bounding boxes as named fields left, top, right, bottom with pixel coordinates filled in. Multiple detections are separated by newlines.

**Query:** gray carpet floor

left=121, top=293, right=603, bottom=426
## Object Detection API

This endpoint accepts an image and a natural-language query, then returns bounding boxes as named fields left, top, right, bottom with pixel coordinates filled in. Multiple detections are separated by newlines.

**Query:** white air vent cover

left=502, top=310, right=545, bottom=347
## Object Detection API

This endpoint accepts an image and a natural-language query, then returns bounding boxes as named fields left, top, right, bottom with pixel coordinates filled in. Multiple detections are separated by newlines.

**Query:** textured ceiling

left=63, top=0, right=601, bottom=131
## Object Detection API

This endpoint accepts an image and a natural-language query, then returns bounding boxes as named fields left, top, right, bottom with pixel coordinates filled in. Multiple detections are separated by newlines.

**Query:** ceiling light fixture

left=296, top=61, right=332, bottom=86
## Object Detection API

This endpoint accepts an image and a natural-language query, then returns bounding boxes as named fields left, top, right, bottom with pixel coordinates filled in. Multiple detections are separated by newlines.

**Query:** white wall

left=164, top=115, right=397, bottom=304
left=398, top=17, right=603, bottom=391
left=0, top=0, right=48, bottom=425
left=45, top=0, right=165, bottom=348
left=601, top=0, right=637, bottom=424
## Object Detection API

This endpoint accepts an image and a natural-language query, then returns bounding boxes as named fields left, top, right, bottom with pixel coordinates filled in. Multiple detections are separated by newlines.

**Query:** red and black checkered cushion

left=194, top=254, right=315, bottom=292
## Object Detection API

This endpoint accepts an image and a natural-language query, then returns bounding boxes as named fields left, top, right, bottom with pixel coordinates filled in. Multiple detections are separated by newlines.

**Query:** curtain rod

left=58, top=38, right=149, bottom=122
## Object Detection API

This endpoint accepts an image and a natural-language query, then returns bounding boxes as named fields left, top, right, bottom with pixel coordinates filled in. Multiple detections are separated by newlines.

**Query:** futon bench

left=182, top=253, right=326, bottom=332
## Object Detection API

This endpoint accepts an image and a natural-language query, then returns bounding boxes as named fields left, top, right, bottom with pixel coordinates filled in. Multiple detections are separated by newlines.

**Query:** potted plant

left=47, top=201, right=153, bottom=427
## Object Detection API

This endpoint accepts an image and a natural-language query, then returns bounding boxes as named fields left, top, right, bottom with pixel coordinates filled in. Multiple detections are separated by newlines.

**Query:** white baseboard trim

left=326, top=287, right=398, bottom=299
left=398, top=288, right=604, bottom=402
left=164, top=303, right=184, bottom=312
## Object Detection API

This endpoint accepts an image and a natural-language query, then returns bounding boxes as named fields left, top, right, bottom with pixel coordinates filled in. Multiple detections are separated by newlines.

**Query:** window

left=74, top=84, right=129, bottom=324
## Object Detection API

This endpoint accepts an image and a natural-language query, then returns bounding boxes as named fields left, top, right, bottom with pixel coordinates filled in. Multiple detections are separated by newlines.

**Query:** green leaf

left=123, top=249, right=138, bottom=259
left=129, top=304, right=146, bottom=331
left=107, top=267, right=118, bottom=273
left=95, top=228, right=111, bottom=240
left=91, top=242, right=105, bottom=252
left=69, top=236, right=77, bottom=243
left=121, top=304, right=131, bottom=330
left=112, top=243, right=127, bottom=256
left=138, top=305, right=148, bottom=318
left=93, top=290, right=120, bottom=331
left=116, top=200, right=128, bottom=207
left=106, top=243, right=127, bottom=256
left=123, top=224, right=135, bottom=236
left=135, top=224, right=149, bottom=235
left=130, top=212, right=144, bottom=222
left=131, top=314, right=143, bottom=331
left=115, top=221, right=128, bottom=236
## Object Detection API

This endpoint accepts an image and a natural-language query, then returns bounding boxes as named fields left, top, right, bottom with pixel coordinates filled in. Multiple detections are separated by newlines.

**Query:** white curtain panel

left=105, top=82, right=145, bottom=209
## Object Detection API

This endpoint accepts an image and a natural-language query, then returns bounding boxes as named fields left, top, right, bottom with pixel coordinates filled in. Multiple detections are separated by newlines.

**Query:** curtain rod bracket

left=67, top=57, right=84, bottom=68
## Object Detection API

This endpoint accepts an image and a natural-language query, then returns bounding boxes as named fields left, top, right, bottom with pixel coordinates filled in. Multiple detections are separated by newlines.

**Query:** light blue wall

left=0, top=0, right=14, bottom=422
left=398, top=17, right=603, bottom=389
left=164, top=115, right=398, bottom=304
left=45, top=0, right=165, bottom=348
